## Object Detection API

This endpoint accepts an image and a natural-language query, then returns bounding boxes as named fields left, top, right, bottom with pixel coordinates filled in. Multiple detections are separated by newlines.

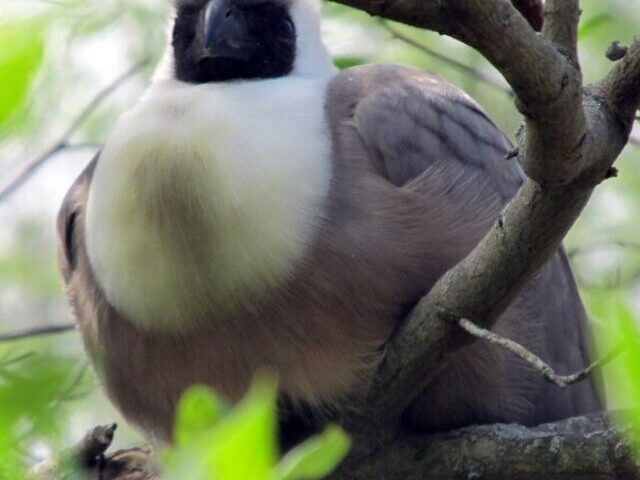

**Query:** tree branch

left=542, top=0, right=581, bottom=63
left=334, top=413, right=640, bottom=480
left=381, top=22, right=512, bottom=95
left=32, top=414, right=639, bottom=480
left=595, top=38, right=640, bottom=134
left=0, top=62, right=146, bottom=203
left=458, top=318, right=625, bottom=388
left=0, top=324, right=76, bottom=343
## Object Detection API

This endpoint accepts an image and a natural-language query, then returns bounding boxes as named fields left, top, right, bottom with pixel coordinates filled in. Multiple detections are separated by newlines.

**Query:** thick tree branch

left=329, top=2, right=572, bottom=112
left=542, top=0, right=581, bottom=63
left=381, top=22, right=512, bottom=94
left=595, top=38, right=640, bottom=135
left=334, top=413, right=640, bottom=480
left=33, top=414, right=639, bottom=480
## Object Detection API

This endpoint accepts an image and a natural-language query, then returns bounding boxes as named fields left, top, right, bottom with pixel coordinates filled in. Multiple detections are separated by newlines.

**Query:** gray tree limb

left=333, top=413, right=640, bottom=480
left=31, top=414, right=640, bottom=480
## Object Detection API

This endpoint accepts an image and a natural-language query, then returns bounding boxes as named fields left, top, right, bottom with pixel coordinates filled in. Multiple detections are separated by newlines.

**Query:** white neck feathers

left=86, top=75, right=334, bottom=331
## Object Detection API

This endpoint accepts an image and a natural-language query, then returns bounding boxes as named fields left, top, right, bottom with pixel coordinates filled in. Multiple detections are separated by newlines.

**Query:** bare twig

left=0, top=62, right=147, bottom=203
left=382, top=22, right=511, bottom=95
left=0, top=323, right=75, bottom=343
left=458, top=318, right=625, bottom=388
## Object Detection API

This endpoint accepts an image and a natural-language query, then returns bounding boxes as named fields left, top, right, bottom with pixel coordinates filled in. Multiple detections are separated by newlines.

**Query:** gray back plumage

left=325, top=64, right=600, bottom=430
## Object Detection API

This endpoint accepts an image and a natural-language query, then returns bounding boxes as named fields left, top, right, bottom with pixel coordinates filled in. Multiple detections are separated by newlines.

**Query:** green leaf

left=578, top=13, right=613, bottom=40
left=588, top=295, right=640, bottom=452
left=0, top=351, right=79, bottom=438
left=207, top=378, right=278, bottom=480
left=164, top=376, right=279, bottom=480
left=0, top=351, right=84, bottom=478
left=0, top=20, right=45, bottom=125
left=614, top=302, right=640, bottom=444
left=173, top=385, right=227, bottom=446
left=272, top=426, right=351, bottom=480
left=333, top=56, right=367, bottom=70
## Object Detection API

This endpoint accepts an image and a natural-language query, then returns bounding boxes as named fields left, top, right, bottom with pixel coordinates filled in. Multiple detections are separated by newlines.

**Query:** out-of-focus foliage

left=0, top=0, right=638, bottom=475
left=0, top=20, right=44, bottom=126
left=163, top=378, right=350, bottom=480
left=584, top=293, right=640, bottom=450
left=0, top=349, right=89, bottom=479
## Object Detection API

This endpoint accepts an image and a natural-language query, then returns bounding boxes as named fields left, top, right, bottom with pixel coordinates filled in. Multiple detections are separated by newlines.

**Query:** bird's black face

left=172, top=0, right=297, bottom=83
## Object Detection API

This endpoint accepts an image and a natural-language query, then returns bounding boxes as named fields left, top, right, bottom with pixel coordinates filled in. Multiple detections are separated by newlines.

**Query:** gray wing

left=330, top=64, right=601, bottom=429
left=57, top=154, right=98, bottom=285
left=349, top=64, right=523, bottom=201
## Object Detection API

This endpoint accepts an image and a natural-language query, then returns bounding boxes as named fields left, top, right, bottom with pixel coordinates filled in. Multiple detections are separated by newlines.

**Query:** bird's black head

left=172, top=0, right=297, bottom=83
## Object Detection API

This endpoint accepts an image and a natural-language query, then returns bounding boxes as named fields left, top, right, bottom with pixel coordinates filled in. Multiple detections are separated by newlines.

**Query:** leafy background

left=0, top=0, right=639, bottom=476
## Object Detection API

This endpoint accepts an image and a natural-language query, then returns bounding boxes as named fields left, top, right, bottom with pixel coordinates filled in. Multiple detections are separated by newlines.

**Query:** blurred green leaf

left=614, top=302, right=640, bottom=449
left=0, top=21, right=45, bottom=125
left=0, top=439, right=24, bottom=480
left=578, top=13, right=614, bottom=40
left=586, top=294, right=640, bottom=451
left=272, top=426, right=351, bottom=480
left=0, top=350, right=84, bottom=478
left=164, top=377, right=278, bottom=480
left=0, top=352, right=78, bottom=437
left=164, top=376, right=350, bottom=480
left=174, top=385, right=228, bottom=446
left=333, top=56, right=367, bottom=70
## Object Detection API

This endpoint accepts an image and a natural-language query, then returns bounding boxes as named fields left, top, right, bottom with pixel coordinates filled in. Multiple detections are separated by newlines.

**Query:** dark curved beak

left=196, top=0, right=259, bottom=62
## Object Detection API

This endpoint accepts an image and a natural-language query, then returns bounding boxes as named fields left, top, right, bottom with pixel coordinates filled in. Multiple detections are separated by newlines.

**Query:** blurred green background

left=0, top=0, right=639, bottom=471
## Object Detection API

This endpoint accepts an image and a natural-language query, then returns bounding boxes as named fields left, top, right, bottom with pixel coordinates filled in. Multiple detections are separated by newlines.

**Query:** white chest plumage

left=85, top=76, right=334, bottom=331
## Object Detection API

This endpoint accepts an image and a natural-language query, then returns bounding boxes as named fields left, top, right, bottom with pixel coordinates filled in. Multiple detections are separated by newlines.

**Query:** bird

left=57, top=0, right=602, bottom=444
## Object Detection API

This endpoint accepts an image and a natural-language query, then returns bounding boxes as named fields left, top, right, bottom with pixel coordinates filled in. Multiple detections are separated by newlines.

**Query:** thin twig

left=458, top=318, right=625, bottom=388
left=0, top=324, right=76, bottom=343
left=381, top=21, right=512, bottom=95
left=0, top=61, right=147, bottom=203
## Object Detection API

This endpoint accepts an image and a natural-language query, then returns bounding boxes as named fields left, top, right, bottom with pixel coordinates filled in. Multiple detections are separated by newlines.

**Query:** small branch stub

left=607, top=41, right=629, bottom=61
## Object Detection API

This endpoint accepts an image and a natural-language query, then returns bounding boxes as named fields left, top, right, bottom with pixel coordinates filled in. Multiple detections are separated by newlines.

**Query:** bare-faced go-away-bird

left=57, top=0, right=602, bottom=444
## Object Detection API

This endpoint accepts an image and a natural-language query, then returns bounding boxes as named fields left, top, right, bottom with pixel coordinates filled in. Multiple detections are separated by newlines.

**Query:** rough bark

left=32, top=414, right=640, bottom=480
left=334, top=414, right=640, bottom=480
